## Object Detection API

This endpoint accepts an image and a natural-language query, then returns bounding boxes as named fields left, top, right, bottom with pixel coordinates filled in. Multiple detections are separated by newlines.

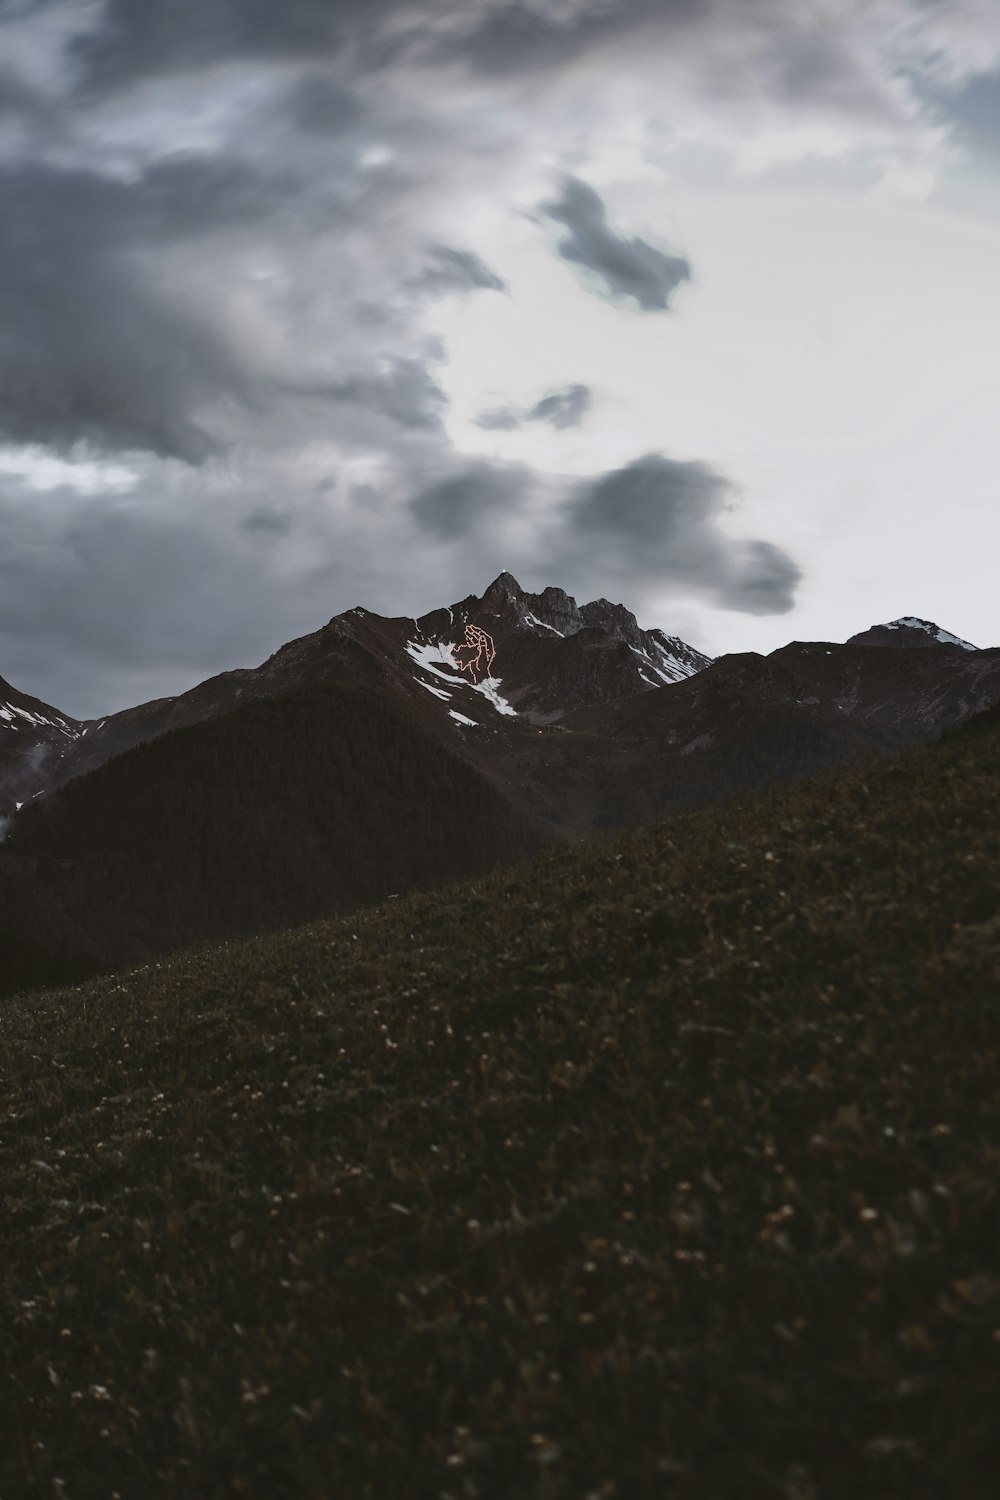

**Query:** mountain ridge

left=2, top=571, right=713, bottom=810
left=3, top=575, right=990, bottom=817
left=2, top=575, right=999, bottom=995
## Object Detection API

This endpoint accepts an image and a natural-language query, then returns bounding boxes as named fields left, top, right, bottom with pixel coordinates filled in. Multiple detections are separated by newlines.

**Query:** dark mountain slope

left=2, top=690, right=999, bottom=1499
left=482, top=636, right=1000, bottom=829
left=0, top=674, right=80, bottom=819
left=49, top=627, right=393, bottom=789
left=0, top=676, right=555, bottom=996
left=948, top=695, right=1000, bottom=739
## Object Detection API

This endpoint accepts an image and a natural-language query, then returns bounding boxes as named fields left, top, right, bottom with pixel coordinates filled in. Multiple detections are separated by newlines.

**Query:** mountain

left=0, top=675, right=81, bottom=822
left=1, top=573, right=999, bottom=995
left=44, top=571, right=711, bottom=791
left=846, top=616, right=978, bottom=650
left=417, top=570, right=712, bottom=721
left=544, top=633, right=1000, bottom=827
left=0, top=674, right=557, bottom=995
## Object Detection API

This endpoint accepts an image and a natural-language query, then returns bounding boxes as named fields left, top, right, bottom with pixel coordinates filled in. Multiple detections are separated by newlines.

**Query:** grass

left=2, top=714, right=999, bottom=1498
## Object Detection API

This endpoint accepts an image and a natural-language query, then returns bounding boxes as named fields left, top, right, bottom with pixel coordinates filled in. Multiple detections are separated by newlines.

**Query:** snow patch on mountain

left=628, top=643, right=698, bottom=687
left=405, top=638, right=517, bottom=719
left=0, top=700, right=79, bottom=735
left=524, top=612, right=565, bottom=638
left=474, top=676, right=517, bottom=717
left=886, top=618, right=977, bottom=651
left=416, top=678, right=452, bottom=701
left=405, top=641, right=461, bottom=682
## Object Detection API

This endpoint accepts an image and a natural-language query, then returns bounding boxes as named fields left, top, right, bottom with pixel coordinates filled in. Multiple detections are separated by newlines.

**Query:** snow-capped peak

left=847, top=617, right=980, bottom=652
left=884, top=618, right=978, bottom=651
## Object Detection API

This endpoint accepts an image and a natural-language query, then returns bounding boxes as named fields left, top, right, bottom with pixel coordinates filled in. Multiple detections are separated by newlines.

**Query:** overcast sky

left=1, top=0, right=999, bottom=717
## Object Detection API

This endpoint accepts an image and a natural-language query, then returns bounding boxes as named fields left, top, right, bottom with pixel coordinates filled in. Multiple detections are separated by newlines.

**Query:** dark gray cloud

left=475, top=382, right=593, bottom=431
left=66, top=0, right=683, bottom=96
left=408, top=244, right=506, bottom=297
left=288, top=357, right=449, bottom=433
left=409, top=463, right=526, bottom=538
left=556, top=454, right=801, bottom=613
left=725, top=539, right=803, bottom=614
left=430, top=0, right=699, bottom=78
left=0, top=480, right=309, bottom=714
left=0, top=458, right=417, bottom=718
left=942, top=73, right=1000, bottom=151
left=0, top=65, right=41, bottom=117
left=282, top=75, right=364, bottom=135
left=0, top=160, right=295, bottom=460
left=403, top=450, right=799, bottom=619
left=0, top=0, right=46, bottom=22
left=430, top=1, right=622, bottom=76
left=474, top=406, right=522, bottom=431
left=542, top=175, right=692, bottom=311
left=527, top=383, right=592, bottom=429
left=242, top=506, right=295, bottom=537
left=3, top=155, right=298, bottom=247
left=573, top=453, right=723, bottom=541
left=65, top=0, right=876, bottom=108
left=69, top=0, right=356, bottom=94
left=127, top=154, right=302, bottom=236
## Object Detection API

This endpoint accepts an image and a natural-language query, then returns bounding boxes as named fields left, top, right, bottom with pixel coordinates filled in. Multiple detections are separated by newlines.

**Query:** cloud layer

left=0, top=0, right=994, bottom=710
left=0, top=160, right=270, bottom=460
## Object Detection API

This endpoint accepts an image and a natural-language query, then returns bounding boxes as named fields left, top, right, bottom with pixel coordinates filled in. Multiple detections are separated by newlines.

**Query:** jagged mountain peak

left=847, top=617, right=978, bottom=651
left=482, top=570, right=525, bottom=601
left=409, top=574, right=714, bottom=722
left=579, top=598, right=644, bottom=648
left=456, top=577, right=706, bottom=663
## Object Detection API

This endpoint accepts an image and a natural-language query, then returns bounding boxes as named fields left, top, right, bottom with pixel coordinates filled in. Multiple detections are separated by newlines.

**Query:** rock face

left=429, top=572, right=713, bottom=719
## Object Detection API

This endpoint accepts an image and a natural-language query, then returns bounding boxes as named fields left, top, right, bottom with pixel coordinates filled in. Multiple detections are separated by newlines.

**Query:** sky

left=1, top=0, right=999, bottom=718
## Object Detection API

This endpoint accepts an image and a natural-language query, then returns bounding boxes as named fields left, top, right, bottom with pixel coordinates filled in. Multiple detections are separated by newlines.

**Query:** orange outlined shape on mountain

left=452, top=624, right=496, bottom=682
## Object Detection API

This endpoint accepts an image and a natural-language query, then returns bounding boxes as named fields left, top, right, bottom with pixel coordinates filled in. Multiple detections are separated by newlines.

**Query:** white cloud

left=0, top=444, right=136, bottom=493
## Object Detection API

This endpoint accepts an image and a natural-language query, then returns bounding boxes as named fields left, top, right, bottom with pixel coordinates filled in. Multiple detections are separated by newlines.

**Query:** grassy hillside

left=2, top=711, right=999, bottom=1498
